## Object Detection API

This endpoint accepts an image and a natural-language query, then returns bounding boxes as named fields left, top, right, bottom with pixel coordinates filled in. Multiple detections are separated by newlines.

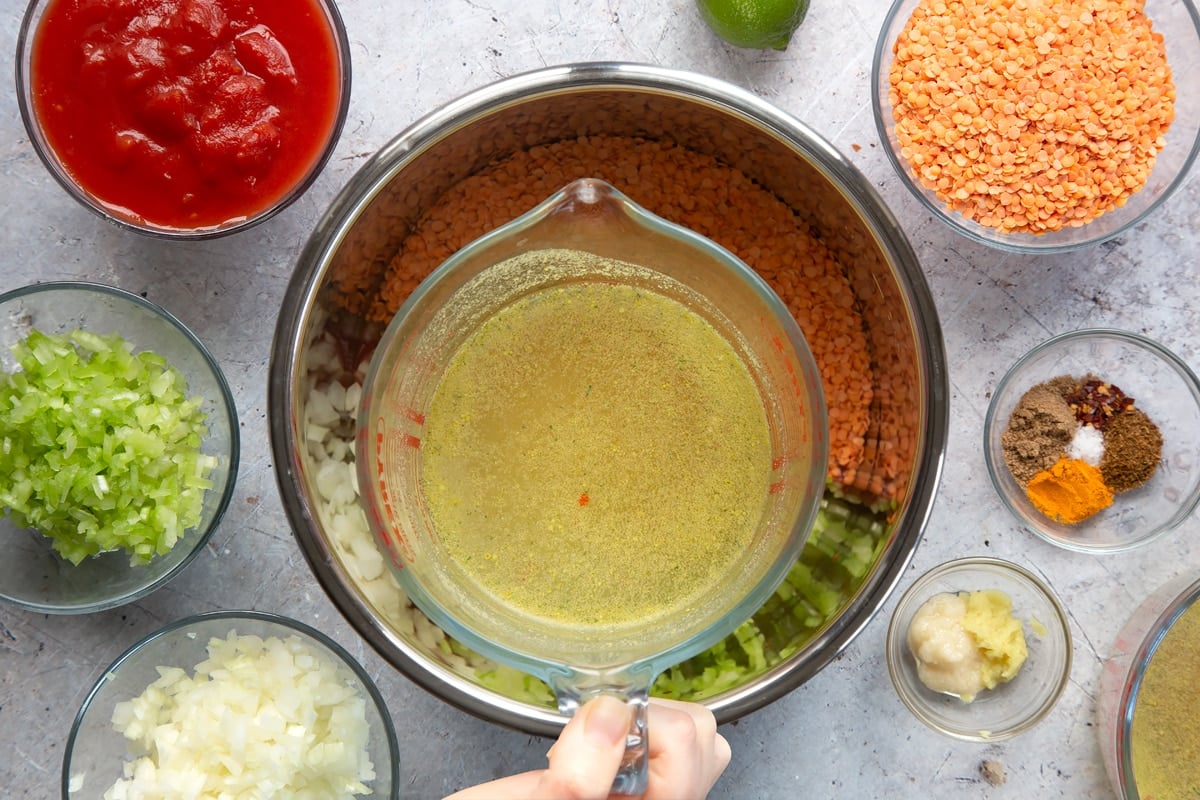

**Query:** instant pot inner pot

left=274, top=73, right=946, bottom=736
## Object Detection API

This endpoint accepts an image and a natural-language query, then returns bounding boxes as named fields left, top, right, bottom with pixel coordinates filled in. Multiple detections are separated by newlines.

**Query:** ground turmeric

left=1025, top=456, right=1113, bottom=524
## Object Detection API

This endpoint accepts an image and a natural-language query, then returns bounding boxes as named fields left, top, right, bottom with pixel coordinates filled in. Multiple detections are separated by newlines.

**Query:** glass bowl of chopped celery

left=872, top=0, right=1200, bottom=253
left=983, top=329, right=1200, bottom=554
left=0, top=282, right=239, bottom=614
left=886, top=557, right=1072, bottom=742
left=64, top=610, right=399, bottom=798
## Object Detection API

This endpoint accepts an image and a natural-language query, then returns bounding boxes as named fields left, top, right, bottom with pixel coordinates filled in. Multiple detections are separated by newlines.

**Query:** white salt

left=1068, top=424, right=1105, bottom=466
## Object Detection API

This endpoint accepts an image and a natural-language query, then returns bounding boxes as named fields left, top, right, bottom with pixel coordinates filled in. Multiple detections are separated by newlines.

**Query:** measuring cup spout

left=551, top=668, right=653, bottom=795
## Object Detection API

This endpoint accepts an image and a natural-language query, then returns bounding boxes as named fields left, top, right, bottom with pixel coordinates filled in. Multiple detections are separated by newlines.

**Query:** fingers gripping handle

left=554, top=677, right=651, bottom=796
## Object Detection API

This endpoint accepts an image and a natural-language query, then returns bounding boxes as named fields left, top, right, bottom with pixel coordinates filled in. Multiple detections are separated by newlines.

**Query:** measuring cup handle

left=552, top=675, right=651, bottom=796
left=612, top=693, right=650, bottom=795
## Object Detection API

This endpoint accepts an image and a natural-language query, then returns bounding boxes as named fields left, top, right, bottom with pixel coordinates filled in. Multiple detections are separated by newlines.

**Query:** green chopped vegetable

left=458, top=494, right=889, bottom=705
left=0, top=328, right=216, bottom=565
left=652, top=496, right=888, bottom=700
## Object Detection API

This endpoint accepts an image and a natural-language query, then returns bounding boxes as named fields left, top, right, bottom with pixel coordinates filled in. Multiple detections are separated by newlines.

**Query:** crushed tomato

left=30, top=0, right=344, bottom=231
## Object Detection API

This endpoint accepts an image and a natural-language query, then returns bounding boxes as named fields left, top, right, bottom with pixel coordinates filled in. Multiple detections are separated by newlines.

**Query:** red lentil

left=357, top=135, right=887, bottom=496
left=888, top=0, right=1175, bottom=234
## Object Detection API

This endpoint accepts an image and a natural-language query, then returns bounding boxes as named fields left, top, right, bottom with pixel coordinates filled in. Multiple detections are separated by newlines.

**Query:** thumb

left=534, top=695, right=631, bottom=800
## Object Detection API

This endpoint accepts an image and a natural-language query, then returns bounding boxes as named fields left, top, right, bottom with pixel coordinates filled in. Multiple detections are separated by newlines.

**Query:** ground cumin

left=1101, top=407, right=1163, bottom=493
left=364, top=135, right=886, bottom=498
left=1026, top=455, right=1113, bottom=524
left=888, top=0, right=1176, bottom=234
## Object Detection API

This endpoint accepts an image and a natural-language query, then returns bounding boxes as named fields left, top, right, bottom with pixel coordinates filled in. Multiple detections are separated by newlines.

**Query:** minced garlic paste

left=907, top=590, right=1028, bottom=702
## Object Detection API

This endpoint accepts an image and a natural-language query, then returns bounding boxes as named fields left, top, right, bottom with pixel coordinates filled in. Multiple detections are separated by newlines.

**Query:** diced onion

left=103, top=631, right=377, bottom=799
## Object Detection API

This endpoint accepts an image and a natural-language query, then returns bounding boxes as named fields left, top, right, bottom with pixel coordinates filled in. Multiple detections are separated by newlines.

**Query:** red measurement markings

left=769, top=330, right=805, bottom=399
left=373, top=420, right=418, bottom=565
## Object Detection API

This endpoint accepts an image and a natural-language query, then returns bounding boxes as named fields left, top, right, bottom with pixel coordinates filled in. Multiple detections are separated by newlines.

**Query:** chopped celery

left=652, top=496, right=888, bottom=700
left=0, top=328, right=215, bottom=565
left=458, top=495, right=889, bottom=705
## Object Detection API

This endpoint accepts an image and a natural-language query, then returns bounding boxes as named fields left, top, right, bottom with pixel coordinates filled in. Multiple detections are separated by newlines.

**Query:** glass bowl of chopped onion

left=885, top=557, right=1072, bottom=742
left=983, top=328, right=1200, bottom=553
left=63, top=610, right=400, bottom=799
left=871, top=0, right=1200, bottom=253
left=0, top=282, right=239, bottom=613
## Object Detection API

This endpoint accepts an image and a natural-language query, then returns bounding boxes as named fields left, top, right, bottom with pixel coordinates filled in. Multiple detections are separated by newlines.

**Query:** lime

left=696, top=0, right=810, bottom=51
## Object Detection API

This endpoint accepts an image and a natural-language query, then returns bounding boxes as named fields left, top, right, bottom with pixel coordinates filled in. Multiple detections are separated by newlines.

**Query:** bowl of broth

left=1098, top=574, right=1200, bottom=799
left=269, top=63, right=949, bottom=734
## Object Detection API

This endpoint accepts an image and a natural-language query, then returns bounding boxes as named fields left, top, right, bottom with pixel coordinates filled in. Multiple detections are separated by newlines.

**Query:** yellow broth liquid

left=419, top=260, right=771, bottom=629
left=1131, top=600, right=1200, bottom=800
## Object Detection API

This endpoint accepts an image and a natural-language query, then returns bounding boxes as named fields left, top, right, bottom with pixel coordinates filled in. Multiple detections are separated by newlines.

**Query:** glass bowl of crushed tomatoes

left=16, top=0, right=351, bottom=239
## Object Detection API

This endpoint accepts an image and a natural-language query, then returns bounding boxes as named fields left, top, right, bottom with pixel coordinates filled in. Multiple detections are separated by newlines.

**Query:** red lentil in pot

left=331, top=135, right=908, bottom=502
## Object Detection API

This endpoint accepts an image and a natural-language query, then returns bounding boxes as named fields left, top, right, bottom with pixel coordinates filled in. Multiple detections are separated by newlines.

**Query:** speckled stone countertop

left=2, top=1, right=1199, bottom=798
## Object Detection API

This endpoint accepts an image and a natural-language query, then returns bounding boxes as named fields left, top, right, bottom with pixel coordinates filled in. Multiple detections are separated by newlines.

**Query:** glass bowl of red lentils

left=983, top=329, right=1200, bottom=552
left=16, top=0, right=351, bottom=239
left=872, top=0, right=1200, bottom=253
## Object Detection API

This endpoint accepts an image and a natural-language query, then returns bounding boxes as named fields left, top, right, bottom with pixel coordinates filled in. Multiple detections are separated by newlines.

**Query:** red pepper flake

left=578, top=492, right=589, bottom=507
left=1066, top=379, right=1135, bottom=431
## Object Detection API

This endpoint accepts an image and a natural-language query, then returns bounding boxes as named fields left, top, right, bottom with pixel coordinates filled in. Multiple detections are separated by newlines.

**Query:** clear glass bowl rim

left=13, top=0, right=354, bottom=240
left=885, top=555, right=1073, bottom=742
left=61, top=609, right=402, bottom=799
left=1114, top=575, right=1200, bottom=799
left=981, top=327, right=1200, bottom=554
left=0, top=280, right=240, bottom=613
left=870, top=0, right=1200, bottom=254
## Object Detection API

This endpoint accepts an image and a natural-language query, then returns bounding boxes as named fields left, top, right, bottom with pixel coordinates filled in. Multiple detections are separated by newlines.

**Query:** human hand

left=443, top=695, right=731, bottom=800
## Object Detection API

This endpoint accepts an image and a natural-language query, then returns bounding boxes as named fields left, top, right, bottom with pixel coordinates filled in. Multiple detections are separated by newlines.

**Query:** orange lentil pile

left=352, top=135, right=887, bottom=497
left=888, top=0, right=1175, bottom=234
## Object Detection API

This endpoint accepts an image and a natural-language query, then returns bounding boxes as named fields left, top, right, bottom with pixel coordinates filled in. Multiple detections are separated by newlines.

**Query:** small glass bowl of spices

left=984, top=329, right=1200, bottom=553
left=886, top=557, right=1072, bottom=742
left=871, top=0, right=1200, bottom=253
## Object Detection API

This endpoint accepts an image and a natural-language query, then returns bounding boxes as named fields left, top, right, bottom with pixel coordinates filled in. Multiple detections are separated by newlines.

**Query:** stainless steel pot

left=269, top=62, right=948, bottom=736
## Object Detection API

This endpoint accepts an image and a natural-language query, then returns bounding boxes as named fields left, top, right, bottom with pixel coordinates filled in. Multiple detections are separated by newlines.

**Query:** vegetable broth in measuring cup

left=419, top=249, right=772, bottom=630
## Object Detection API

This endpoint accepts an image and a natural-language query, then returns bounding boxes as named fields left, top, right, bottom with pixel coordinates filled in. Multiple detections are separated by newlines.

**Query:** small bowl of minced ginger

left=885, top=557, right=1071, bottom=742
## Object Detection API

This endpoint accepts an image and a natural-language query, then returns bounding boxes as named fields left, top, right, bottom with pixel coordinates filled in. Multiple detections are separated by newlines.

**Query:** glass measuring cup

left=357, top=178, right=828, bottom=793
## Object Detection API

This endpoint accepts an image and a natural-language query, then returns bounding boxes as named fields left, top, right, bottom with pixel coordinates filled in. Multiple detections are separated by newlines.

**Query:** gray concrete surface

left=2, top=1, right=1199, bottom=798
